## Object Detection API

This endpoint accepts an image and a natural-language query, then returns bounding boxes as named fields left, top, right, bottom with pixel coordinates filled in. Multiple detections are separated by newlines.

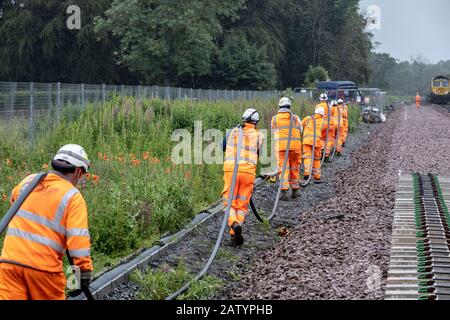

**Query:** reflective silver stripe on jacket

left=68, top=248, right=91, bottom=258
left=66, top=228, right=90, bottom=238
left=15, top=210, right=66, bottom=235
left=54, top=188, right=80, bottom=224
left=6, top=228, right=65, bottom=253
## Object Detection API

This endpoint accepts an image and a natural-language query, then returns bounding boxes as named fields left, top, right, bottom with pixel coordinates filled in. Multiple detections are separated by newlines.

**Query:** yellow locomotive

left=429, top=75, right=450, bottom=104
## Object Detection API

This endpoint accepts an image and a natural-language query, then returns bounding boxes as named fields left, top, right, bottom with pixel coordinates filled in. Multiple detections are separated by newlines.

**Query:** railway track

left=71, top=119, right=376, bottom=301
left=71, top=174, right=275, bottom=300
left=386, top=173, right=450, bottom=300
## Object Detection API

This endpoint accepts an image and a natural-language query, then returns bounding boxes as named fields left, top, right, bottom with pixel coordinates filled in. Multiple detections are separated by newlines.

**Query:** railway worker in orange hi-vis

left=0, top=144, right=93, bottom=300
left=314, top=93, right=335, bottom=161
left=271, top=97, right=303, bottom=201
left=301, top=107, right=325, bottom=184
left=223, top=109, right=264, bottom=247
left=338, top=99, right=349, bottom=148
left=416, top=93, right=422, bottom=109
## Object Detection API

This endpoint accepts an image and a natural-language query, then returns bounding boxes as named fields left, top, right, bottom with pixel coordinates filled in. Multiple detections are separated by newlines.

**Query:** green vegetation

left=0, top=97, right=361, bottom=272
left=368, top=53, right=450, bottom=95
left=0, top=0, right=372, bottom=89
left=130, top=261, right=223, bottom=300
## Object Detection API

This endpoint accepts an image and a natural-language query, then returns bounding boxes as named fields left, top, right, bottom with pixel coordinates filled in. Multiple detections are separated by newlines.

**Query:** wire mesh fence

left=0, top=82, right=282, bottom=120
left=0, top=81, right=386, bottom=143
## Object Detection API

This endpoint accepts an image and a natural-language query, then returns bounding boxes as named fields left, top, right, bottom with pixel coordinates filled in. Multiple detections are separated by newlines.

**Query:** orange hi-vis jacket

left=315, top=102, right=334, bottom=128
left=224, top=123, right=264, bottom=175
left=271, top=109, right=302, bottom=152
left=0, top=173, right=93, bottom=273
left=301, top=114, right=324, bottom=149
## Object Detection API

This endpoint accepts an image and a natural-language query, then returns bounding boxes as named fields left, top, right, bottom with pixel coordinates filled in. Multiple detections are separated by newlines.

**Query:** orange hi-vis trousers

left=222, top=172, right=255, bottom=235
left=0, top=263, right=66, bottom=300
left=303, top=145, right=322, bottom=180
left=277, top=150, right=301, bottom=191
left=325, top=126, right=336, bottom=157
left=342, top=118, right=349, bottom=143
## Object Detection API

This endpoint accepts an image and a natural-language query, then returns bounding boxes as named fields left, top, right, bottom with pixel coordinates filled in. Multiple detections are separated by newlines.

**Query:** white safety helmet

left=53, top=144, right=91, bottom=172
left=337, top=99, right=344, bottom=104
left=279, top=97, right=291, bottom=108
left=242, top=108, right=260, bottom=124
left=315, top=107, right=325, bottom=116
left=330, top=100, right=338, bottom=106
left=319, top=93, right=328, bottom=101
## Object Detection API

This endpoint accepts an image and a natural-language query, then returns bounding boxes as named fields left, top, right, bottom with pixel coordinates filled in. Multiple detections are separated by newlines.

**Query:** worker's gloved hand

left=80, top=271, right=91, bottom=291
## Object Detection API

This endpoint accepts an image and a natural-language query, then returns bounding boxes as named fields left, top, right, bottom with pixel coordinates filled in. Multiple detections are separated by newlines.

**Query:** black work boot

left=230, top=235, right=236, bottom=247
left=291, top=188, right=300, bottom=199
left=232, top=224, right=244, bottom=247
left=280, top=190, right=289, bottom=201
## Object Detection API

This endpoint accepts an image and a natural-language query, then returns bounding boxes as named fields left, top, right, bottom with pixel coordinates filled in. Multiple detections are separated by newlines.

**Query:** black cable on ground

left=165, top=127, right=244, bottom=300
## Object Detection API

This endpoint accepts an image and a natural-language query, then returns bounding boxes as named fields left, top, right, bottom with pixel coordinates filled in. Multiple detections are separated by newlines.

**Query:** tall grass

left=0, top=96, right=360, bottom=271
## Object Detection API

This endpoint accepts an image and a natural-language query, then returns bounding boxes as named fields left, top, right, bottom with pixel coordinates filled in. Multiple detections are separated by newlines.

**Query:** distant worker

left=301, top=107, right=325, bottom=184
left=315, top=94, right=335, bottom=161
left=338, top=99, right=349, bottom=149
left=271, top=97, right=303, bottom=201
left=415, top=93, right=422, bottom=109
left=223, top=109, right=264, bottom=247
left=0, top=144, right=93, bottom=300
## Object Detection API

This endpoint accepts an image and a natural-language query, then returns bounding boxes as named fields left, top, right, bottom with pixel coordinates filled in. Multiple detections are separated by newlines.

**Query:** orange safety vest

left=0, top=173, right=93, bottom=273
left=315, top=102, right=334, bottom=126
left=271, top=109, right=302, bottom=152
left=224, top=123, right=263, bottom=175
left=301, top=114, right=324, bottom=148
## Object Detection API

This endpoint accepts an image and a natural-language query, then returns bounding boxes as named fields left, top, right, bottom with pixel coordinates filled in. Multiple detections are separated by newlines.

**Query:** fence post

left=102, top=84, right=106, bottom=102
left=81, top=83, right=85, bottom=107
left=47, top=83, right=52, bottom=121
left=29, top=82, right=34, bottom=144
left=57, top=82, right=61, bottom=123
left=9, top=82, right=17, bottom=118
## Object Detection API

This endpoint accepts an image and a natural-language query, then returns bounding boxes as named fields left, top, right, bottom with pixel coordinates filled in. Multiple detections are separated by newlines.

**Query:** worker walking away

left=271, top=97, right=303, bottom=201
left=415, top=93, right=422, bottom=109
left=333, top=99, right=345, bottom=156
left=338, top=99, right=349, bottom=147
left=301, top=107, right=325, bottom=184
left=326, top=100, right=338, bottom=160
left=223, top=109, right=264, bottom=247
left=314, top=93, right=334, bottom=161
left=0, top=144, right=93, bottom=300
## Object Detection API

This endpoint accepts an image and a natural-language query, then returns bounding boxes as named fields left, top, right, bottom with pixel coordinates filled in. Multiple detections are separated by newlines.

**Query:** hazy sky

left=359, top=0, right=450, bottom=63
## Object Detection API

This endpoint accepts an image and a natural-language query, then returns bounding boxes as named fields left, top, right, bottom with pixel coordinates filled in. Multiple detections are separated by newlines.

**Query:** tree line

left=368, top=52, right=450, bottom=96
left=0, top=0, right=372, bottom=90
